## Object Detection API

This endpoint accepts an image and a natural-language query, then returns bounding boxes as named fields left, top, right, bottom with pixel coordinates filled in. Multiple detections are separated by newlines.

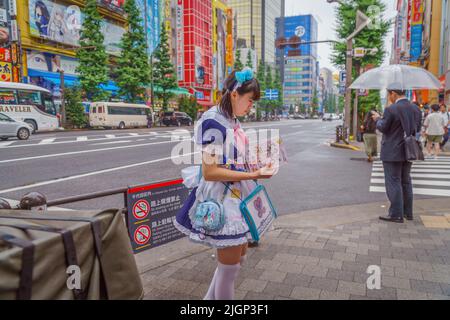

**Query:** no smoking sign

left=134, top=225, right=151, bottom=246
left=132, top=200, right=150, bottom=220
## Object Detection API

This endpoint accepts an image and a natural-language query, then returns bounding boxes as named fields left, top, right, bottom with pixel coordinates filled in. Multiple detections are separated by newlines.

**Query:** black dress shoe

left=379, top=215, right=404, bottom=223
left=404, top=215, right=413, bottom=221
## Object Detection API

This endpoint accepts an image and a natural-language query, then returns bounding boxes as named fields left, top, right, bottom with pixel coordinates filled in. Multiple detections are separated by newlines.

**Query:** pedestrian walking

left=371, top=89, right=421, bottom=223
left=439, top=103, right=449, bottom=149
left=173, top=68, right=276, bottom=300
left=424, top=104, right=446, bottom=158
left=361, top=109, right=378, bottom=162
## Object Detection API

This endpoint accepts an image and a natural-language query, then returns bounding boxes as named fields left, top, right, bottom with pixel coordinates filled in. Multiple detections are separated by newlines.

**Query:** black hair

left=387, top=89, right=406, bottom=96
left=219, top=70, right=261, bottom=119
left=35, top=1, right=50, bottom=19
left=431, top=104, right=440, bottom=112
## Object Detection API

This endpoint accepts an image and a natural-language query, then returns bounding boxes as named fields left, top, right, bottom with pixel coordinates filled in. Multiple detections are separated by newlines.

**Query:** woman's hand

left=254, top=163, right=276, bottom=179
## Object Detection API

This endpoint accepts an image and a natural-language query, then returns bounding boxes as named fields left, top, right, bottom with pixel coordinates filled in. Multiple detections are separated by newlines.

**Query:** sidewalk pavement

left=136, top=198, right=450, bottom=300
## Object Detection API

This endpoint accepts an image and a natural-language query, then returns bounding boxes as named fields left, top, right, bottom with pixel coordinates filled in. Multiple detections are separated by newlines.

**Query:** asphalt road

left=0, top=119, right=390, bottom=214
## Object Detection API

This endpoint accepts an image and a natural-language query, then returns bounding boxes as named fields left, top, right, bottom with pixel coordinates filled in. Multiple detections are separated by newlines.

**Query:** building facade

left=391, top=0, right=444, bottom=104
left=441, top=0, right=450, bottom=104
left=227, top=0, right=283, bottom=65
left=176, top=0, right=213, bottom=107
left=276, top=14, right=318, bottom=108
left=15, top=0, right=132, bottom=103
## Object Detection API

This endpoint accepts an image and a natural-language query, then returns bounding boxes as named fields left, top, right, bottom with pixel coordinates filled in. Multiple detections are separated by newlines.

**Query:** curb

left=330, top=142, right=361, bottom=151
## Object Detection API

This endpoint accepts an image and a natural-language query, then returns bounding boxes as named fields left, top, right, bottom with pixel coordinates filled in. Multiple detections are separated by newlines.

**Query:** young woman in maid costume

left=173, top=68, right=276, bottom=300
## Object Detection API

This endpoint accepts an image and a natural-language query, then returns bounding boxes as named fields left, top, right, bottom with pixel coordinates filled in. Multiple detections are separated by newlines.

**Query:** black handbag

left=398, top=108, right=424, bottom=161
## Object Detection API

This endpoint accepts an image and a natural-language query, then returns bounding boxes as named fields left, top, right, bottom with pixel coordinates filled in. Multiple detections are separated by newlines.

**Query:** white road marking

left=0, top=141, right=14, bottom=147
left=0, top=152, right=199, bottom=195
left=371, top=178, right=450, bottom=187
left=370, top=186, right=450, bottom=197
left=0, top=139, right=190, bottom=164
left=38, top=138, right=56, bottom=144
left=128, top=133, right=139, bottom=136
left=372, top=168, right=450, bottom=173
left=92, top=140, right=132, bottom=146
left=105, top=134, right=116, bottom=139
left=371, top=172, right=450, bottom=179
left=76, top=136, right=88, bottom=141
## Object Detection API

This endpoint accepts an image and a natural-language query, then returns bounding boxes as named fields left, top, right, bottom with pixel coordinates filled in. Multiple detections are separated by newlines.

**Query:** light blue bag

left=192, top=183, right=229, bottom=232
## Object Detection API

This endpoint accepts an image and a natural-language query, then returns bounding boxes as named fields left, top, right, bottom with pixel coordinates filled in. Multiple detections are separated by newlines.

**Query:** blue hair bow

left=235, top=67, right=254, bottom=85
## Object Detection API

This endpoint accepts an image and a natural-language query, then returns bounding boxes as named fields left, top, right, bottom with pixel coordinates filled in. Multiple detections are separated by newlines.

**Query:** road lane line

left=0, top=138, right=191, bottom=164
left=92, top=140, right=132, bottom=146
left=105, top=134, right=116, bottom=139
left=0, top=141, right=14, bottom=147
left=76, top=136, right=88, bottom=141
left=0, top=152, right=199, bottom=195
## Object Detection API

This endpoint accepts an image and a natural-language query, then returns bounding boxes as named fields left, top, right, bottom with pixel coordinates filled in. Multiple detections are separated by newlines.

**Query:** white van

left=89, top=102, right=153, bottom=129
left=0, top=82, right=59, bottom=132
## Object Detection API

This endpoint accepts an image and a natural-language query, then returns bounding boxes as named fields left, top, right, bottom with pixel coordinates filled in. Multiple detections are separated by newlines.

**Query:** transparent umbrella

left=350, top=64, right=441, bottom=90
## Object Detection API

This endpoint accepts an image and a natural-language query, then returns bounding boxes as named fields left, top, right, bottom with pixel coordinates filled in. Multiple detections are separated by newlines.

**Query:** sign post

left=126, top=179, right=190, bottom=253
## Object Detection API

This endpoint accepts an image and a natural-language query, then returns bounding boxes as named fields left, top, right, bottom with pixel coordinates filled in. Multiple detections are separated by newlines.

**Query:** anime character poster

left=29, top=0, right=82, bottom=46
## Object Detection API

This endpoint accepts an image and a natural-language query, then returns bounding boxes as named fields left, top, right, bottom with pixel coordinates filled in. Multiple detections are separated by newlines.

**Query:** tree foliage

left=76, top=0, right=109, bottom=101
left=116, top=0, right=150, bottom=102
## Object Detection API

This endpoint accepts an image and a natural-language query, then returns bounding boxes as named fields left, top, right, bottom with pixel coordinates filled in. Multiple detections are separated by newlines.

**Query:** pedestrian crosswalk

left=370, top=157, right=450, bottom=197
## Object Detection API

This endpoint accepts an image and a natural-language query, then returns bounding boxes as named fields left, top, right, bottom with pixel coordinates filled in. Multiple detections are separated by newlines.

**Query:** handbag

left=223, top=181, right=277, bottom=242
left=398, top=108, right=424, bottom=161
left=192, top=183, right=229, bottom=232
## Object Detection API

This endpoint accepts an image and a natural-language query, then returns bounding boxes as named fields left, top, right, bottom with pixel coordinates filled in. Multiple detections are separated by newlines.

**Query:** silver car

left=0, top=112, right=32, bottom=140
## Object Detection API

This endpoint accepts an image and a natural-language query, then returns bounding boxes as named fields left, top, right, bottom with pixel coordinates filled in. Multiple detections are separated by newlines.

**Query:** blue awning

left=27, top=69, right=78, bottom=86
left=28, top=69, right=119, bottom=92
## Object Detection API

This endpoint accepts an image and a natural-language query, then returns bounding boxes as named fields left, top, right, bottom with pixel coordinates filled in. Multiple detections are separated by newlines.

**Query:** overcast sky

left=284, top=0, right=398, bottom=73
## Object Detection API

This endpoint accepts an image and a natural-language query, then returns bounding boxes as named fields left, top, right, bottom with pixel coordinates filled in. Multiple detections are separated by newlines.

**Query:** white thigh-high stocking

left=203, top=267, right=218, bottom=300
left=214, top=262, right=241, bottom=300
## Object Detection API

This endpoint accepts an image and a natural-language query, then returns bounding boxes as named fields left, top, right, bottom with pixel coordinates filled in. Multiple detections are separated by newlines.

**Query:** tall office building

left=276, top=14, right=318, bottom=108
left=227, top=0, right=284, bottom=65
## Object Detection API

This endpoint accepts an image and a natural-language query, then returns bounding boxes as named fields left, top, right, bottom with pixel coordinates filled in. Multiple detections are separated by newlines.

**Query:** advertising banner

left=0, top=61, right=12, bottom=81
left=176, top=0, right=184, bottom=81
left=29, top=0, right=124, bottom=55
left=27, top=50, right=79, bottom=75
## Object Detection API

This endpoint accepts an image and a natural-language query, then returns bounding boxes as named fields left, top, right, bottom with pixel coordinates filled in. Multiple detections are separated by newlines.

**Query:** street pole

left=344, top=38, right=353, bottom=139
left=59, top=69, right=65, bottom=127
left=352, top=62, right=361, bottom=139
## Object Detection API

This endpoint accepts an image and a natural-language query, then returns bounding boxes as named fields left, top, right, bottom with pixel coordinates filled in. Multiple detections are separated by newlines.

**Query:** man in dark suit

left=372, top=89, right=422, bottom=223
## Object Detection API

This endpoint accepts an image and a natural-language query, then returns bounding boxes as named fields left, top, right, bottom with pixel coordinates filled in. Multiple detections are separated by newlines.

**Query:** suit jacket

left=376, top=99, right=422, bottom=162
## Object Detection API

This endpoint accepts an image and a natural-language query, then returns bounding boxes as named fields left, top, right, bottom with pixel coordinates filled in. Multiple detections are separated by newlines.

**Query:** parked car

left=0, top=112, right=33, bottom=140
left=293, top=114, right=305, bottom=119
left=312, top=115, right=319, bottom=119
left=161, top=111, right=193, bottom=127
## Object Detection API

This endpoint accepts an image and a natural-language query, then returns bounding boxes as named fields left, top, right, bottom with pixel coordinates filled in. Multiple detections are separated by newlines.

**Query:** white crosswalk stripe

left=370, top=157, right=450, bottom=197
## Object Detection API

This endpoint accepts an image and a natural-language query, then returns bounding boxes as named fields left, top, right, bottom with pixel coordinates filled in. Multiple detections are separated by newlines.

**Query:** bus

left=0, top=82, right=59, bottom=132
left=89, top=102, right=154, bottom=129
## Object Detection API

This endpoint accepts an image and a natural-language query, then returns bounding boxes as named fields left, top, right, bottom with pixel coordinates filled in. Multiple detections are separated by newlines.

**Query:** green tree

left=234, top=49, right=244, bottom=71
left=246, top=50, right=253, bottom=69
left=76, top=0, right=109, bottom=101
left=311, top=89, right=319, bottom=115
left=273, top=69, right=283, bottom=113
left=64, top=86, right=86, bottom=128
left=178, top=95, right=199, bottom=121
left=331, top=0, right=390, bottom=121
left=153, top=23, right=178, bottom=111
left=116, top=0, right=150, bottom=102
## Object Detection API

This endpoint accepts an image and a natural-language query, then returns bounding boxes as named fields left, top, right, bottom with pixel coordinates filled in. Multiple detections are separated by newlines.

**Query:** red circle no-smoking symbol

left=134, top=225, right=151, bottom=246
left=132, top=200, right=150, bottom=220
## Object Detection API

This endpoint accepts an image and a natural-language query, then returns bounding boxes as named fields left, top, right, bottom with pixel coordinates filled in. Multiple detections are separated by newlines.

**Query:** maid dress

left=173, top=106, right=257, bottom=248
